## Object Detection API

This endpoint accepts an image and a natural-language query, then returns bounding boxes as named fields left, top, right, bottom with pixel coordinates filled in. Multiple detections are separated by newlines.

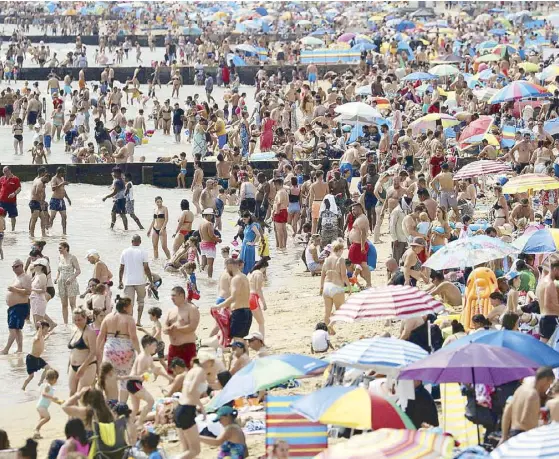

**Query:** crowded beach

left=3, top=1, right=559, bottom=459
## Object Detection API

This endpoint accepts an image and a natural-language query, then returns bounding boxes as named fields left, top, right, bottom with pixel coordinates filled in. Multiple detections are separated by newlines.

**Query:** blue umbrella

left=489, top=28, right=507, bottom=36
left=402, top=72, right=437, bottom=81
left=351, top=43, right=377, bottom=52
left=512, top=229, right=557, bottom=254
left=545, top=118, right=559, bottom=136
left=443, top=330, right=559, bottom=368
left=396, top=20, right=415, bottom=31
left=183, top=26, right=202, bottom=35
left=254, top=6, right=267, bottom=16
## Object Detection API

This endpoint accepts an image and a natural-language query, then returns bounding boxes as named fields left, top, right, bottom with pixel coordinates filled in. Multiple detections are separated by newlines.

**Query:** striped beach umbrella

left=458, top=115, right=494, bottom=142
left=409, top=113, right=459, bottom=134
left=315, top=429, right=454, bottom=459
left=330, top=286, right=445, bottom=324
left=290, top=386, right=416, bottom=430
left=453, top=160, right=511, bottom=180
left=473, top=87, right=499, bottom=102
left=490, top=422, right=559, bottom=458
left=327, top=337, right=428, bottom=372
left=502, top=173, right=559, bottom=193
left=488, top=81, right=551, bottom=104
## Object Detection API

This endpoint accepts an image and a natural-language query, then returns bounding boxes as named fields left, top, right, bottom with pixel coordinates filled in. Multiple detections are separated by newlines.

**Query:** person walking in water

left=102, top=167, right=128, bottom=230
left=49, top=167, right=71, bottom=236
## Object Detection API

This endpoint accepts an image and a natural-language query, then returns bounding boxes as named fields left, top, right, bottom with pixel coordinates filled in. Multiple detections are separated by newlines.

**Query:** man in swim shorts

left=199, top=208, right=222, bottom=278
left=347, top=203, right=372, bottom=287
left=163, top=286, right=200, bottom=372
left=272, top=178, right=289, bottom=250
left=219, top=258, right=252, bottom=343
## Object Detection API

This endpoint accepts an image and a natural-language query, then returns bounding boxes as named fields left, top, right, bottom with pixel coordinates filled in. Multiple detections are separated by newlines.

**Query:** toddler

left=34, top=369, right=61, bottom=439
left=417, top=212, right=431, bottom=237
left=311, top=322, right=333, bottom=354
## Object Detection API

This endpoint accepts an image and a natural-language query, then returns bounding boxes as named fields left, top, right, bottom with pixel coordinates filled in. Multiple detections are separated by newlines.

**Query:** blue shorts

left=112, top=198, right=126, bottom=215
left=50, top=88, right=58, bottom=96
left=173, top=124, right=182, bottom=135
left=44, top=135, right=52, bottom=149
left=29, top=200, right=44, bottom=212
left=49, top=198, right=66, bottom=212
left=0, top=201, right=17, bottom=217
left=218, top=134, right=227, bottom=148
left=8, top=303, right=30, bottom=330
left=216, top=297, right=225, bottom=305
left=308, top=73, right=317, bottom=83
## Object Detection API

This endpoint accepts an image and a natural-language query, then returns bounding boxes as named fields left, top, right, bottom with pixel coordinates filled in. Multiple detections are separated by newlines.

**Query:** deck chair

left=441, top=383, right=485, bottom=448
left=89, top=417, right=130, bottom=459
left=266, top=395, right=328, bottom=458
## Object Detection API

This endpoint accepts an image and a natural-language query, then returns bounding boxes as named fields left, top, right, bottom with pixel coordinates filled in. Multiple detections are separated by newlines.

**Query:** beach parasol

left=409, top=113, right=459, bottom=134
left=518, top=62, right=539, bottom=73
left=540, top=65, right=559, bottom=81
left=488, top=81, right=551, bottom=104
left=476, top=53, right=501, bottom=63
left=453, top=160, right=511, bottom=180
left=290, top=386, right=415, bottom=430
left=423, top=235, right=518, bottom=270
left=429, top=64, right=460, bottom=77
left=458, top=116, right=494, bottom=142
left=544, top=118, right=559, bottom=135
left=473, top=87, right=499, bottom=102
left=334, top=102, right=383, bottom=124
left=207, top=354, right=327, bottom=409
left=402, top=72, right=437, bottom=81
left=330, top=285, right=445, bottom=324
left=492, top=44, right=518, bottom=57
left=351, top=42, right=377, bottom=52
left=512, top=228, right=557, bottom=254
left=430, top=54, right=464, bottom=64
left=478, top=40, right=499, bottom=50
left=443, top=330, right=559, bottom=367
left=315, top=429, right=454, bottom=459
left=490, top=422, right=559, bottom=458
left=502, top=173, right=559, bottom=193
left=301, top=36, right=325, bottom=46
left=399, top=343, right=538, bottom=386
left=327, top=337, right=428, bottom=372
left=338, top=32, right=356, bottom=42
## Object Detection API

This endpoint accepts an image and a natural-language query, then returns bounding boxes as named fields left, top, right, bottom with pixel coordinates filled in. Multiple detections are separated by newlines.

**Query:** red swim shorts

left=167, top=342, right=197, bottom=374
left=273, top=208, right=288, bottom=223
left=348, top=242, right=368, bottom=265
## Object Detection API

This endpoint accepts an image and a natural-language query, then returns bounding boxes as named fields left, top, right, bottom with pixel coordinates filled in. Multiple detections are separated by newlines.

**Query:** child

left=43, top=120, right=52, bottom=154
left=345, top=259, right=362, bottom=290
left=124, top=335, right=172, bottom=428
left=87, top=284, right=108, bottom=335
left=0, top=207, right=5, bottom=259
left=32, top=142, right=48, bottom=165
left=34, top=369, right=61, bottom=439
left=140, top=432, right=163, bottom=459
left=185, top=236, right=200, bottom=266
left=98, top=361, right=132, bottom=419
left=22, top=321, right=52, bottom=391
left=147, top=273, right=162, bottom=301
left=311, top=322, right=333, bottom=354
left=181, top=261, right=200, bottom=301
left=215, top=187, right=225, bottom=231
left=226, top=188, right=239, bottom=206
left=417, top=212, right=431, bottom=237
left=138, top=307, right=165, bottom=369
left=176, top=152, right=187, bottom=189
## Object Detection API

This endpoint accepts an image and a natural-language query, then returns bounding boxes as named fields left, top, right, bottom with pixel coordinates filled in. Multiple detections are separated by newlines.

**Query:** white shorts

left=200, top=241, right=216, bottom=259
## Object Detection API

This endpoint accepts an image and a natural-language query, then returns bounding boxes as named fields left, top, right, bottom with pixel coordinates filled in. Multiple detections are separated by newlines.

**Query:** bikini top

left=153, top=213, right=165, bottom=219
left=68, top=330, right=88, bottom=350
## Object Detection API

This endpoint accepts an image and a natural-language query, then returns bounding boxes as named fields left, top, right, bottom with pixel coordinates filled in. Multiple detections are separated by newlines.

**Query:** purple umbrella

left=399, top=343, right=537, bottom=386
left=338, top=32, right=356, bottom=42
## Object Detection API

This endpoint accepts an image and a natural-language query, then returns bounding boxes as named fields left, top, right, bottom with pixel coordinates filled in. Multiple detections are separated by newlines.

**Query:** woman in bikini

left=97, top=296, right=139, bottom=402
left=173, top=199, right=195, bottom=254
left=430, top=207, right=451, bottom=255
left=147, top=196, right=171, bottom=259
left=248, top=259, right=268, bottom=339
left=319, top=240, right=350, bottom=335
left=191, top=161, right=204, bottom=214
left=68, top=308, right=97, bottom=396
left=492, top=185, right=509, bottom=228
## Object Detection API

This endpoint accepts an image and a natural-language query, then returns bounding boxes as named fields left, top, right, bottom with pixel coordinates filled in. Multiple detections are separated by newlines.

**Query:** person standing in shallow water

left=49, top=167, right=71, bottom=236
left=102, top=167, right=128, bottom=230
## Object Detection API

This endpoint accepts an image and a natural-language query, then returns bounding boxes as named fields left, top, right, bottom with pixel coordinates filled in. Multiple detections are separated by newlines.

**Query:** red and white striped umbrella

left=330, top=285, right=445, bottom=323
left=454, top=159, right=511, bottom=180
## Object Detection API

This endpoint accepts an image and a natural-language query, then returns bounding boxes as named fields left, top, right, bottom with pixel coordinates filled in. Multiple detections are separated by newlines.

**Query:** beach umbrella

left=330, top=285, right=445, bottom=324
left=458, top=116, right=494, bottom=142
left=473, top=88, right=499, bottom=102
left=475, top=68, right=496, bottom=81
left=253, top=6, right=267, bottom=16
left=409, top=113, right=459, bottom=134
left=296, top=19, right=312, bottom=26
left=492, top=44, right=518, bottom=57
left=429, top=64, right=460, bottom=77
left=489, top=28, right=507, bottom=36
left=544, top=118, right=559, bottom=135
left=453, top=160, right=511, bottom=179
left=518, top=62, right=539, bottom=73
left=235, top=44, right=259, bottom=54
left=402, top=72, right=437, bottom=81
left=478, top=40, right=499, bottom=50
left=502, top=173, right=559, bottom=193
left=290, top=386, right=416, bottom=430
left=396, top=20, right=416, bottom=31
left=512, top=229, right=557, bottom=254
left=430, top=54, right=464, bottom=64
left=183, top=26, right=202, bottom=35
left=490, top=422, right=559, bottom=458
left=476, top=53, right=501, bottom=63
left=334, top=102, right=383, bottom=124
left=338, top=32, right=356, bottom=42
left=315, top=429, right=454, bottom=459
left=488, top=81, right=551, bottom=104
left=351, top=42, right=377, bottom=52
left=327, top=337, right=428, bottom=372
left=399, top=343, right=538, bottom=386
left=541, top=65, right=559, bottom=81
left=301, top=36, right=325, bottom=46
left=443, top=330, right=559, bottom=368
left=354, top=33, right=373, bottom=43
left=207, top=354, right=327, bottom=409
left=423, top=235, right=517, bottom=270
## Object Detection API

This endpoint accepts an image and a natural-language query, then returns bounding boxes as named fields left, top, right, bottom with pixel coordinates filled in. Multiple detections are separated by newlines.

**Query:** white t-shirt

left=311, top=329, right=329, bottom=353
left=120, top=246, right=148, bottom=286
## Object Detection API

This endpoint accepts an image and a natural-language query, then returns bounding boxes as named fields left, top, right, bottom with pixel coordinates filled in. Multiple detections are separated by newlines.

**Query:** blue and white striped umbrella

left=490, top=422, right=559, bottom=458
left=402, top=72, right=437, bottom=81
left=326, top=337, right=428, bottom=372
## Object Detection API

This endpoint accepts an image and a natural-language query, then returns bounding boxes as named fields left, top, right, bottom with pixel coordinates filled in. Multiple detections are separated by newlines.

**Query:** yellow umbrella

left=502, top=174, right=559, bottom=194
left=369, top=15, right=385, bottom=21
left=519, top=62, right=539, bottom=72
left=548, top=84, right=559, bottom=93
left=280, top=11, right=292, bottom=20
left=213, top=11, right=228, bottom=20
left=455, top=111, right=472, bottom=121
left=329, top=42, right=351, bottom=50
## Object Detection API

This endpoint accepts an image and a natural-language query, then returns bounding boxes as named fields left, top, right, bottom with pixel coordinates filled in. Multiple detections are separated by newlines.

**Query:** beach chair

left=441, top=383, right=485, bottom=448
left=266, top=395, right=328, bottom=458
left=89, top=417, right=130, bottom=459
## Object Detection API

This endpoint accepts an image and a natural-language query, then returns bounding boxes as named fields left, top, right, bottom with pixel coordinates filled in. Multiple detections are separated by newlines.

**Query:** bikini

left=153, top=213, right=165, bottom=235
left=68, top=330, right=97, bottom=373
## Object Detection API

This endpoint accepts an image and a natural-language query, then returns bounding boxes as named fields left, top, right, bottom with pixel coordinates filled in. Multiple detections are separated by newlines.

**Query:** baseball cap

left=85, top=249, right=100, bottom=259
left=212, top=405, right=238, bottom=421
left=244, top=331, right=264, bottom=342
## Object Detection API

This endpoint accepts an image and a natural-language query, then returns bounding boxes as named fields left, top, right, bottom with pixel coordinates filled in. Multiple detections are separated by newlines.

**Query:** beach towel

left=441, top=383, right=484, bottom=448
left=266, top=395, right=328, bottom=458
left=211, top=307, right=231, bottom=347
left=501, top=125, right=516, bottom=148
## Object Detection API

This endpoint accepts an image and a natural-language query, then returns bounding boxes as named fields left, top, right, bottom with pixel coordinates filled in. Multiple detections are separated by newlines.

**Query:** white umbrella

left=300, top=36, right=325, bottom=46
left=334, top=102, right=382, bottom=124
left=356, top=85, right=372, bottom=96
left=429, top=64, right=460, bottom=77
left=473, top=87, right=498, bottom=102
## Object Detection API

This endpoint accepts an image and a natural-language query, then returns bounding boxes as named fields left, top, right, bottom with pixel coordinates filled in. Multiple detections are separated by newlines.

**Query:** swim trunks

left=348, top=242, right=368, bottom=265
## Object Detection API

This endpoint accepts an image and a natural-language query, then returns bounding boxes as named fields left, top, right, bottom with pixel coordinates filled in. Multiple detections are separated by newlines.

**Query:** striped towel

left=501, top=125, right=516, bottom=148
left=441, top=383, right=484, bottom=448
left=266, top=395, right=328, bottom=458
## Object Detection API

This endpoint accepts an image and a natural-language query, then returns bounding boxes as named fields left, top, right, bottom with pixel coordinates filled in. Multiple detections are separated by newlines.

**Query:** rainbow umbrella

left=488, top=81, right=551, bottom=104
left=502, top=173, right=559, bottom=193
left=207, top=354, right=327, bottom=409
left=290, top=386, right=416, bottom=430
left=490, top=422, right=559, bottom=459
left=409, top=113, right=459, bottom=134
left=492, top=44, right=518, bottom=57
left=315, top=429, right=454, bottom=459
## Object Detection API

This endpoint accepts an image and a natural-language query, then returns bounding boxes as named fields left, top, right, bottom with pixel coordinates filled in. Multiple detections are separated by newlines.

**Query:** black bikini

left=68, top=330, right=97, bottom=373
left=153, top=213, right=165, bottom=235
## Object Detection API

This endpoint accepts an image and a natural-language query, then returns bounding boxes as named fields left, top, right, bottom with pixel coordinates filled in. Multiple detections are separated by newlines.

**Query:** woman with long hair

left=29, top=259, right=55, bottom=328
left=248, top=259, right=268, bottom=338
left=173, top=199, right=194, bottom=254
left=240, top=212, right=261, bottom=275
left=68, top=308, right=97, bottom=396
left=62, top=388, right=115, bottom=431
left=147, top=196, right=171, bottom=259
left=55, top=242, right=81, bottom=325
